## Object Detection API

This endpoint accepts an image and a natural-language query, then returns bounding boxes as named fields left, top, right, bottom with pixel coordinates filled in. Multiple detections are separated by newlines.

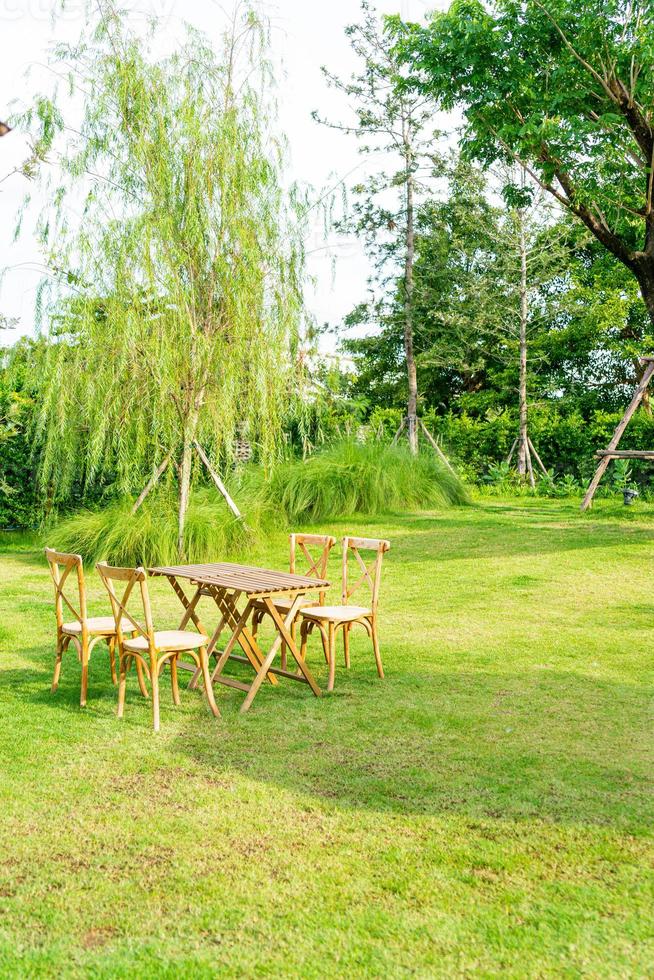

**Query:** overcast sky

left=0, top=0, right=446, bottom=351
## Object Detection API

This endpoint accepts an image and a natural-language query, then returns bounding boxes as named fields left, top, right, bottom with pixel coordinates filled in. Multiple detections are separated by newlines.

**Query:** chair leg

left=199, top=646, right=220, bottom=718
left=80, top=639, right=89, bottom=708
left=117, top=655, right=129, bottom=719
left=151, top=658, right=160, bottom=733
left=170, top=654, right=181, bottom=706
left=370, top=619, right=384, bottom=679
left=327, top=622, right=336, bottom=692
left=300, top=622, right=309, bottom=663
left=108, top=636, right=118, bottom=685
left=51, top=639, right=64, bottom=693
left=135, top=657, right=149, bottom=699
left=318, top=624, right=330, bottom=665
left=251, top=609, right=263, bottom=638
left=343, top=624, right=351, bottom=669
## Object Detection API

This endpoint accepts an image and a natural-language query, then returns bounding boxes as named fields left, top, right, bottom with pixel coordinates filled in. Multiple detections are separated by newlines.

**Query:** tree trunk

left=177, top=409, right=199, bottom=560
left=404, top=149, right=418, bottom=455
left=633, top=261, right=654, bottom=415
left=517, top=207, right=530, bottom=482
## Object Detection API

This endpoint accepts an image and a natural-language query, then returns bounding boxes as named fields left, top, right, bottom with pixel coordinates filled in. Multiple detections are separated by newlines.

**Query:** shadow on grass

left=166, top=666, right=653, bottom=830
left=7, top=639, right=653, bottom=833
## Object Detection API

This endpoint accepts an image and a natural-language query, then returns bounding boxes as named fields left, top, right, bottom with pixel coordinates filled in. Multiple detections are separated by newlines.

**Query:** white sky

left=0, top=0, right=445, bottom=351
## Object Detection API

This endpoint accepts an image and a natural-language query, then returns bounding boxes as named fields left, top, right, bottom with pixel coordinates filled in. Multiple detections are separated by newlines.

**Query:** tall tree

left=315, top=1, right=438, bottom=453
left=495, top=169, right=571, bottom=481
left=392, top=0, right=654, bottom=390
left=19, top=4, right=305, bottom=555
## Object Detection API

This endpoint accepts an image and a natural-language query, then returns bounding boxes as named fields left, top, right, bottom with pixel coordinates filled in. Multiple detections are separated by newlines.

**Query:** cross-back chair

left=45, top=547, right=140, bottom=707
left=96, top=562, right=220, bottom=732
left=250, top=533, right=336, bottom=670
left=298, top=536, right=390, bottom=691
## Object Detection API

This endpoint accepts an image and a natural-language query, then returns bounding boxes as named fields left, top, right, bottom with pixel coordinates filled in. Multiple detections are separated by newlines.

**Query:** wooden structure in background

left=581, top=357, right=654, bottom=511
left=505, top=433, right=548, bottom=487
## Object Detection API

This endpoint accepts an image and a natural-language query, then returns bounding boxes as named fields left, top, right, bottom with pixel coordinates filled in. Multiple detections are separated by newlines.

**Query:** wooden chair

left=96, top=562, right=220, bottom=732
left=298, top=536, right=390, bottom=692
left=45, top=547, right=142, bottom=707
left=251, top=533, right=336, bottom=670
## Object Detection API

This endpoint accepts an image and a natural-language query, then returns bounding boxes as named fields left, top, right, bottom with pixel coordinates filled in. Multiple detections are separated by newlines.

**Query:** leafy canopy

left=391, top=1, right=654, bottom=285
left=19, top=4, right=306, bottom=504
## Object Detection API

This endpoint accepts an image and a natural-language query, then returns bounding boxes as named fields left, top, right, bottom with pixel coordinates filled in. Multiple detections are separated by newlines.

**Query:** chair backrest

left=45, top=548, right=87, bottom=634
left=96, top=562, right=154, bottom=652
left=289, top=533, right=336, bottom=604
left=341, top=536, right=390, bottom=614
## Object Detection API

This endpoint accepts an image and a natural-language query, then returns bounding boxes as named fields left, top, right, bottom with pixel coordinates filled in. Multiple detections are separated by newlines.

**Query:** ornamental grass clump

left=264, top=440, right=468, bottom=523
left=51, top=490, right=252, bottom=567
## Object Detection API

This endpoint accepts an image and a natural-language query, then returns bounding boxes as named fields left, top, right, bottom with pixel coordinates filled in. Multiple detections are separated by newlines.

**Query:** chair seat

left=301, top=605, right=371, bottom=623
left=252, top=595, right=314, bottom=613
left=62, top=616, right=133, bottom=636
left=123, top=630, right=209, bottom=653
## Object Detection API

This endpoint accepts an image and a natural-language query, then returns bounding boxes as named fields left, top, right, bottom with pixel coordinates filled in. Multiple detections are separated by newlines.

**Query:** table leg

left=240, top=595, right=322, bottom=713
left=210, top=590, right=278, bottom=686
left=210, top=595, right=255, bottom=680
left=262, top=597, right=321, bottom=697
left=163, top=577, right=211, bottom=684
left=168, top=579, right=207, bottom=633
left=188, top=608, right=228, bottom=691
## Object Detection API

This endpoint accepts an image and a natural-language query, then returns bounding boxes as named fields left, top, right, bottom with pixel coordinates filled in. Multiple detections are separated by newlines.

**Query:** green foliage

left=392, top=0, right=654, bottom=322
left=263, top=440, right=469, bottom=523
left=0, top=348, right=36, bottom=528
left=47, top=439, right=468, bottom=564
left=430, top=405, right=654, bottom=495
left=344, top=157, right=652, bottom=422
left=19, top=4, right=305, bottom=512
left=50, top=489, right=252, bottom=567
left=0, top=426, right=35, bottom=528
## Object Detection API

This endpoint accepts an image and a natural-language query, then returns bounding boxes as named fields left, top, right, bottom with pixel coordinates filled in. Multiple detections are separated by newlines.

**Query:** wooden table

left=148, top=563, right=329, bottom=712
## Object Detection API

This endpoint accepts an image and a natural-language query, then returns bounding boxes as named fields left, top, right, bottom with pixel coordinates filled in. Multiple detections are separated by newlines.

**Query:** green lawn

left=1, top=498, right=653, bottom=977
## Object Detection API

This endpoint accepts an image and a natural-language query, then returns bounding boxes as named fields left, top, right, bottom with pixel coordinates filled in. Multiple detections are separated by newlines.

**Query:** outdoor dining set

left=45, top=533, right=391, bottom=731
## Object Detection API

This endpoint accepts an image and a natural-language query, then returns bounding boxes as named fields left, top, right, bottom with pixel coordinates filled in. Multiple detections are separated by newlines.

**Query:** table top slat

left=149, top=562, right=329, bottom=595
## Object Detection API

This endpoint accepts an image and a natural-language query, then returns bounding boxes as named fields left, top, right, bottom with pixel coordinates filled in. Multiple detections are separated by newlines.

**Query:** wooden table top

left=149, top=562, right=329, bottom=597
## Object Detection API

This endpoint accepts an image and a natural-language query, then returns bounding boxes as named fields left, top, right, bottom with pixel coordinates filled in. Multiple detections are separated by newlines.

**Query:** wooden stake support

left=193, top=441, right=242, bottom=519
left=391, top=416, right=457, bottom=474
left=581, top=357, right=654, bottom=511
left=131, top=443, right=242, bottom=519
left=505, top=434, right=548, bottom=487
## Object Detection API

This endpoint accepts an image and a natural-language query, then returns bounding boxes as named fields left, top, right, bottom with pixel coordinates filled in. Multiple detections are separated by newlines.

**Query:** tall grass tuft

left=262, top=440, right=468, bottom=523
left=49, top=441, right=467, bottom=564
left=50, top=489, right=253, bottom=566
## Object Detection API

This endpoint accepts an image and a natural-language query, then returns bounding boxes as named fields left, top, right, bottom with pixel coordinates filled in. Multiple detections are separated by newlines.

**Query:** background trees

left=315, top=1, right=439, bottom=453
left=392, top=0, right=654, bottom=382
left=3, top=0, right=654, bottom=535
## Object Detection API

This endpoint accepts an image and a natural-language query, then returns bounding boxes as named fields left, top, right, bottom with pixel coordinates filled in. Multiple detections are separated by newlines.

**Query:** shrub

left=263, top=440, right=469, bottom=523
left=423, top=406, right=654, bottom=491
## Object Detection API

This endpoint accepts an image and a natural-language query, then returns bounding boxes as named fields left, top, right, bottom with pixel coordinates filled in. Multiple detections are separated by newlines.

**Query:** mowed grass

left=1, top=497, right=653, bottom=978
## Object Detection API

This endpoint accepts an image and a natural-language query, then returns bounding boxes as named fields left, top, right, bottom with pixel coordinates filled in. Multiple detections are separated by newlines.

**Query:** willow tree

left=22, top=5, right=304, bottom=556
